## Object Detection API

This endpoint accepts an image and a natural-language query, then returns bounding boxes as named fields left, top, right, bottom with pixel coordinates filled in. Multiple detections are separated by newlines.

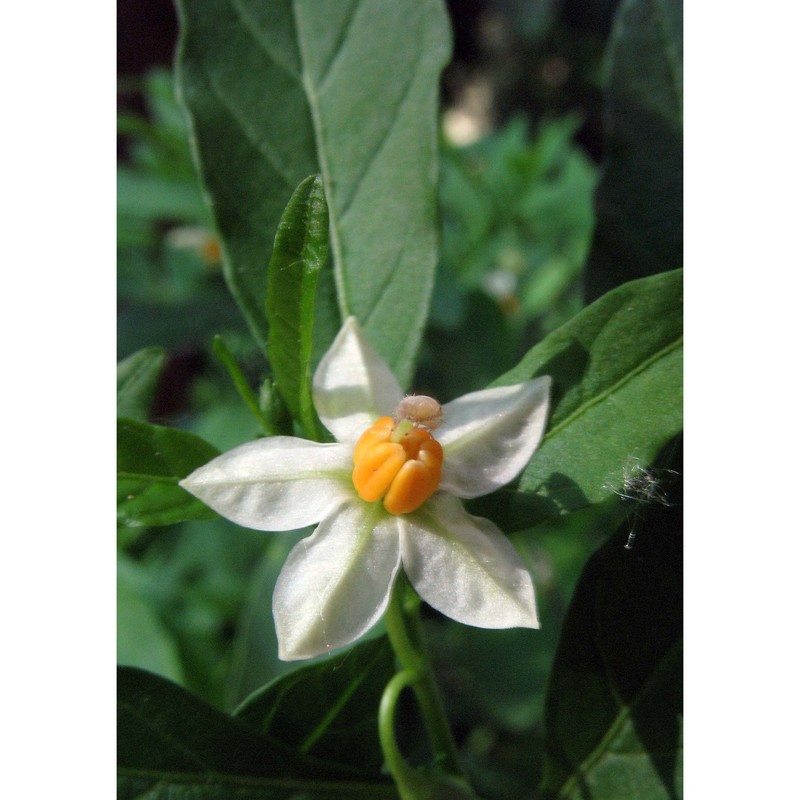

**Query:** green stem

left=378, top=670, right=419, bottom=800
left=212, top=335, right=277, bottom=435
left=382, top=574, right=463, bottom=777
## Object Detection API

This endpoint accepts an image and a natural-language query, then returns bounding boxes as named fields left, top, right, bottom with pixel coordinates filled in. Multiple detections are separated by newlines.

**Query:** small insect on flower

left=394, top=395, right=443, bottom=431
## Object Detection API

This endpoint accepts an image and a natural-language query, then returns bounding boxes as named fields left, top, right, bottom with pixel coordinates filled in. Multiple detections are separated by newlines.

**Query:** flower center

left=351, top=399, right=444, bottom=515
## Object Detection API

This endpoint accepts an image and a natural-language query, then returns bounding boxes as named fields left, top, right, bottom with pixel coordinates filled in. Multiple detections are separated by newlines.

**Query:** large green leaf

left=117, top=346, right=165, bottom=420
left=118, top=666, right=399, bottom=799
left=234, top=636, right=394, bottom=775
left=117, top=418, right=220, bottom=528
left=266, top=174, right=328, bottom=439
left=538, top=498, right=682, bottom=800
left=176, top=0, right=451, bottom=386
left=470, top=270, right=682, bottom=531
left=584, top=0, right=683, bottom=301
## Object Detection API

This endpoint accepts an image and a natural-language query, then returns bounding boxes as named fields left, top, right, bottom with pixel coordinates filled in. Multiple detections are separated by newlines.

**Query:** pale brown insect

left=393, top=395, right=443, bottom=431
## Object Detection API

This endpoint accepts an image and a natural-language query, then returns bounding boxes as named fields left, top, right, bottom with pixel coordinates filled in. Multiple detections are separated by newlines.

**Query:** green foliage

left=117, top=554, right=184, bottom=681
left=118, top=665, right=399, bottom=799
left=212, top=334, right=279, bottom=435
left=437, top=116, right=597, bottom=333
left=224, top=530, right=311, bottom=705
left=266, top=174, right=329, bottom=440
left=117, top=418, right=220, bottom=528
left=118, top=0, right=682, bottom=797
left=119, top=517, right=270, bottom=707
left=471, top=269, right=682, bottom=532
left=418, top=116, right=597, bottom=402
left=176, top=0, right=451, bottom=386
left=116, top=346, right=165, bottom=420
left=584, top=0, right=683, bottom=300
left=539, top=500, right=682, bottom=799
left=118, top=70, right=247, bottom=357
left=234, top=637, right=394, bottom=775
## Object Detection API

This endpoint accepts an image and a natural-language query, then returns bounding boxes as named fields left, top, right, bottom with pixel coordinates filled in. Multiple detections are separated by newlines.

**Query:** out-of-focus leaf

left=538, top=497, right=682, bottom=800
left=234, top=637, right=394, bottom=775
left=419, top=291, right=517, bottom=400
left=117, top=347, right=165, bottom=420
left=213, top=334, right=277, bottom=434
left=118, top=666, right=399, bottom=799
left=470, top=270, right=682, bottom=531
left=176, top=0, right=451, bottom=386
left=436, top=116, right=596, bottom=338
left=584, top=0, right=683, bottom=300
left=129, top=515, right=267, bottom=708
left=117, top=167, right=208, bottom=222
left=225, top=531, right=306, bottom=708
left=117, top=554, right=183, bottom=682
left=117, top=418, right=220, bottom=528
left=117, top=290, right=246, bottom=358
left=266, top=175, right=328, bottom=439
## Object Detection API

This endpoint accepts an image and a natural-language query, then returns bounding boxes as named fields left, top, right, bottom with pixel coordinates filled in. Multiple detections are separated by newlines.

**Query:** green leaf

left=225, top=532, right=308, bottom=707
left=117, top=166, right=209, bottom=223
left=117, top=418, right=221, bottom=528
left=266, top=175, right=328, bottom=439
left=118, top=666, right=400, bottom=799
left=584, top=0, right=683, bottom=301
left=538, top=500, right=682, bottom=799
left=117, top=347, right=165, bottom=420
left=212, top=334, right=277, bottom=435
left=234, top=637, right=394, bottom=776
left=117, top=554, right=183, bottom=682
left=175, top=0, right=451, bottom=386
left=470, top=270, right=682, bottom=531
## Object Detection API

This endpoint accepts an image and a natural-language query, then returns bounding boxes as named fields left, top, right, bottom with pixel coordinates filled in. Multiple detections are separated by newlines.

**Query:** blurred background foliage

left=117, top=1, right=680, bottom=796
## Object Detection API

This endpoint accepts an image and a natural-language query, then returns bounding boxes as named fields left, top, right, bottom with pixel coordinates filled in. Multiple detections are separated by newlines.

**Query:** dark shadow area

left=584, top=107, right=683, bottom=302
left=539, top=436, right=682, bottom=798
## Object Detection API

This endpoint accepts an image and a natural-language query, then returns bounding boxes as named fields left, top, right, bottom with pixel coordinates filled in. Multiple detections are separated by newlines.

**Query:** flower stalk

left=382, top=573, right=463, bottom=780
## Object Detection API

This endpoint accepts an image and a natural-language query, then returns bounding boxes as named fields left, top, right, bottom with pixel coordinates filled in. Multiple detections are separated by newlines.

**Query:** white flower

left=180, top=317, right=551, bottom=660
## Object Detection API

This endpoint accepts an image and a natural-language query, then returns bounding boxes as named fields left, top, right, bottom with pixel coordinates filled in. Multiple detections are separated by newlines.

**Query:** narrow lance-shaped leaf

left=117, top=418, right=221, bottom=528
left=470, top=270, right=682, bottom=531
left=266, top=175, right=328, bottom=440
left=176, top=0, right=451, bottom=386
left=213, top=334, right=280, bottom=435
left=117, top=346, right=165, bottom=420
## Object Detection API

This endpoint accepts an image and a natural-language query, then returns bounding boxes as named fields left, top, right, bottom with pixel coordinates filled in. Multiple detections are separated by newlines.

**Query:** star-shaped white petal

left=180, top=317, right=550, bottom=660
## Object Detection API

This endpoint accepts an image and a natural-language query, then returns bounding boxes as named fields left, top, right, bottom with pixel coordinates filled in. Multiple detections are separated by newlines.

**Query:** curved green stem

left=382, top=573, right=463, bottom=777
left=379, top=670, right=419, bottom=800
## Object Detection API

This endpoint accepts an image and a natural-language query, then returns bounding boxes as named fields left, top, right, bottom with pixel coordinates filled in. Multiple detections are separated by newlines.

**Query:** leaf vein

left=556, top=639, right=682, bottom=797
left=317, top=1, right=361, bottom=91
left=118, top=702, right=209, bottom=771
left=291, top=0, right=349, bottom=317
left=199, top=62, right=298, bottom=189
left=544, top=336, right=683, bottom=443
left=336, top=64, right=419, bottom=226
left=227, top=0, right=302, bottom=83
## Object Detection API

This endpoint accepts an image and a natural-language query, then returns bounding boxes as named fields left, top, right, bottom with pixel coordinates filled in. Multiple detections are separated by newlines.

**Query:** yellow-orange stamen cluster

left=352, top=416, right=444, bottom=515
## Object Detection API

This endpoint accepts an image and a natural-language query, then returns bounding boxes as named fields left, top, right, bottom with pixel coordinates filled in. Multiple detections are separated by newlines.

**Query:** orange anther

left=352, top=416, right=443, bottom=515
